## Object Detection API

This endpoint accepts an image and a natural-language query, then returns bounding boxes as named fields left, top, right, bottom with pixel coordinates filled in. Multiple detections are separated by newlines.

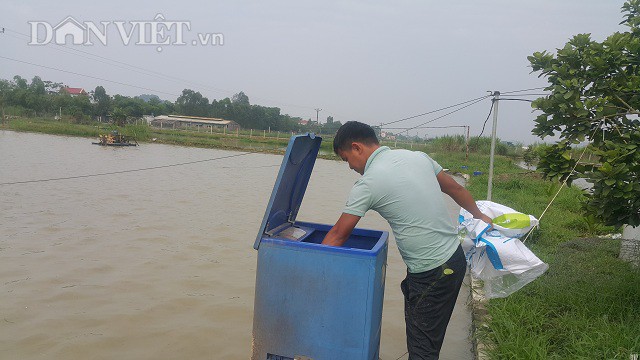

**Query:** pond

left=0, top=130, right=471, bottom=360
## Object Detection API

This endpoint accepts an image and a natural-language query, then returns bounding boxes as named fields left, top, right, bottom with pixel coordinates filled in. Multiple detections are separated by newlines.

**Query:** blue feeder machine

left=251, top=133, right=389, bottom=360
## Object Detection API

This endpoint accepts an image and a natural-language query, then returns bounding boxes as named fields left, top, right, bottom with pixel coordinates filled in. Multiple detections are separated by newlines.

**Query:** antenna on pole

left=487, top=91, right=500, bottom=201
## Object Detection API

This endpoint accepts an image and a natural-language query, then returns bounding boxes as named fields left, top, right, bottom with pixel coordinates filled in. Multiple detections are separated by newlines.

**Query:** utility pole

left=465, top=125, right=470, bottom=160
left=487, top=91, right=500, bottom=201
left=314, top=108, right=322, bottom=125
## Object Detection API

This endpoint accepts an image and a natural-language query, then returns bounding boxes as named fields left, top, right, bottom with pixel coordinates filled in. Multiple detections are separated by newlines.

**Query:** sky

left=0, top=1, right=629, bottom=144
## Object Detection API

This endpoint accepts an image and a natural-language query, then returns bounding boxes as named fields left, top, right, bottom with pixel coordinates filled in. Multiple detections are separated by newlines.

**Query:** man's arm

left=321, top=213, right=361, bottom=247
left=436, top=171, right=493, bottom=225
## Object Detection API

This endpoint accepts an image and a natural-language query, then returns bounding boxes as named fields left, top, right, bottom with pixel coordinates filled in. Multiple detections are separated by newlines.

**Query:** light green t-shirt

left=343, top=146, right=459, bottom=273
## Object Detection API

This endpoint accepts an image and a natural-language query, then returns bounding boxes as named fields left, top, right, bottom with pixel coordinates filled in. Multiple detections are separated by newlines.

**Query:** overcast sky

left=0, top=1, right=628, bottom=143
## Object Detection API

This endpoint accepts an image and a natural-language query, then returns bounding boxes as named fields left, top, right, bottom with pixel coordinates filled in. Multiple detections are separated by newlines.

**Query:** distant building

left=61, top=87, right=88, bottom=97
left=298, top=119, right=309, bottom=126
left=150, top=115, right=240, bottom=131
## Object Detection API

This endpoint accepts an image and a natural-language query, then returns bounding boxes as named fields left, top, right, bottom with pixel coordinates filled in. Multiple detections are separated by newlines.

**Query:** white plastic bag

left=459, top=201, right=548, bottom=298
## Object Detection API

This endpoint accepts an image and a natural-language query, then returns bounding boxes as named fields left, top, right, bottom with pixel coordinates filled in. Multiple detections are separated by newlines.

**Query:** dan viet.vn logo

left=28, top=14, right=224, bottom=52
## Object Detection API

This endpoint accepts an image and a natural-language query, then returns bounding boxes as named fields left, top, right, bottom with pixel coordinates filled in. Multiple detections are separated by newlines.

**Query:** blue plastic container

left=252, top=133, right=389, bottom=360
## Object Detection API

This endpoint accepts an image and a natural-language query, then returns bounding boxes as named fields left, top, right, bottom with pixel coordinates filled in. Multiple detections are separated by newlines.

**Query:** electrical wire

left=500, top=86, right=547, bottom=94
left=0, top=55, right=181, bottom=98
left=522, top=124, right=603, bottom=244
left=0, top=151, right=265, bottom=186
left=476, top=100, right=495, bottom=138
left=380, top=95, right=491, bottom=127
left=403, top=97, right=488, bottom=132
left=1, top=30, right=198, bottom=93
left=2, top=27, right=317, bottom=110
left=381, top=125, right=467, bottom=130
left=498, top=93, right=548, bottom=97
left=499, top=98, right=535, bottom=103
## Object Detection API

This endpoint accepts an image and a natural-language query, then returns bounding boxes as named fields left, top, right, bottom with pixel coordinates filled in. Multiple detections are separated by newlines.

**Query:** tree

left=13, top=75, right=28, bottom=89
left=232, top=91, right=250, bottom=106
left=29, top=76, right=46, bottom=95
left=176, top=89, right=210, bottom=117
left=111, top=107, right=127, bottom=126
left=528, top=0, right=640, bottom=227
left=93, top=85, right=111, bottom=119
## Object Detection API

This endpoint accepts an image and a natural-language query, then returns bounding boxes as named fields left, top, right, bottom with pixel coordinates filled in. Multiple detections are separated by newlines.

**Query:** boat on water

left=92, top=130, right=138, bottom=147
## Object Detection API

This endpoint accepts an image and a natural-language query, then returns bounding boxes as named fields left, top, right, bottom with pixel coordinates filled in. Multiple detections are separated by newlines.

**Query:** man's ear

left=351, top=142, right=363, bottom=154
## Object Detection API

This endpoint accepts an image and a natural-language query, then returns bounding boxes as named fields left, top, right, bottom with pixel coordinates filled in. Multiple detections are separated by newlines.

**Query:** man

left=322, top=121, right=492, bottom=360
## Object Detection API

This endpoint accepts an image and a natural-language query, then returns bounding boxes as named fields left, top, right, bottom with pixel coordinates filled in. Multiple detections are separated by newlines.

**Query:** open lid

left=254, top=133, right=322, bottom=249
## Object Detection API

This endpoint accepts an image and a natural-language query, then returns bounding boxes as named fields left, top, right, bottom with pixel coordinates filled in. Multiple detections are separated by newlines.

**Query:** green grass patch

left=432, top=150, right=637, bottom=359
left=2, top=118, right=103, bottom=138
left=483, top=238, right=640, bottom=360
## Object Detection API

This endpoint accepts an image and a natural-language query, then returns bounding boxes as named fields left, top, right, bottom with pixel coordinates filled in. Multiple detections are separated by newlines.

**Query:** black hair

left=332, top=121, right=379, bottom=155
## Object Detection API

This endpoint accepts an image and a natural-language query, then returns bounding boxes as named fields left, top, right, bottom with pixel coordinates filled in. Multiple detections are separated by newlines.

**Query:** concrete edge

left=469, top=275, right=491, bottom=360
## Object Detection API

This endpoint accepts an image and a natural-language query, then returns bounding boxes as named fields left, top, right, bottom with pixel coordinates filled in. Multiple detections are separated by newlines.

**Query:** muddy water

left=0, top=130, right=471, bottom=360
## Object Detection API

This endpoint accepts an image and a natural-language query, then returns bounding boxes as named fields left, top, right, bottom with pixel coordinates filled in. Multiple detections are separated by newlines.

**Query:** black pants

left=400, top=245, right=466, bottom=360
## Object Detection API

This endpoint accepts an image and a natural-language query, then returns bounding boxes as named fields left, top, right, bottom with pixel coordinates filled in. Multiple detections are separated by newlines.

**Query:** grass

left=3, top=118, right=104, bottom=138
left=483, top=238, right=640, bottom=359
left=3, top=117, right=638, bottom=358
left=432, top=151, right=638, bottom=360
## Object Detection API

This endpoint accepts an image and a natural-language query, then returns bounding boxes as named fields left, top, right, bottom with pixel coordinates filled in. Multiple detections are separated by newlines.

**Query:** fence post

left=277, top=131, right=280, bottom=139
left=250, top=129, right=253, bottom=138
left=263, top=129, right=266, bottom=138
left=465, top=125, right=470, bottom=160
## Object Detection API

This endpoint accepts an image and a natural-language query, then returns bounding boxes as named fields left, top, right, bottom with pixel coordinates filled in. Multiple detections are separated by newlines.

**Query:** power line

left=500, top=86, right=547, bottom=94
left=0, top=55, right=181, bottom=97
left=0, top=151, right=264, bottom=186
left=381, top=125, right=467, bottom=130
left=2, top=26, right=317, bottom=110
left=498, top=93, right=548, bottom=97
left=477, top=100, right=495, bottom=138
left=380, top=95, right=491, bottom=126
left=499, top=98, right=535, bottom=103
left=403, top=97, right=488, bottom=132
left=1, top=30, right=207, bottom=95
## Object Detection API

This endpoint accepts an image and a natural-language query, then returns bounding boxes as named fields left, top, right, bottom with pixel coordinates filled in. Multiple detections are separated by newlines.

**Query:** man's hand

left=322, top=213, right=361, bottom=247
left=475, top=213, right=494, bottom=229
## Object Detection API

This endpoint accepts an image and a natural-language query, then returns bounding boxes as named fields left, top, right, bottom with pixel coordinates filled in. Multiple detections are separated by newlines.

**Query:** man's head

left=333, top=121, right=380, bottom=175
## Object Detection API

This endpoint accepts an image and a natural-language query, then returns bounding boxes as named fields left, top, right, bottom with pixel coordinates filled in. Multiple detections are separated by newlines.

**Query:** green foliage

left=528, top=1, right=640, bottom=227
left=121, top=124, right=150, bottom=141
left=0, top=76, right=303, bottom=133
left=420, top=135, right=519, bottom=157
left=175, top=89, right=210, bottom=117
left=484, top=238, right=640, bottom=360
left=587, top=132, right=640, bottom=227
left=93, top=85, right=111, bottom=117
left=111, top=107, right=127, bottom=126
